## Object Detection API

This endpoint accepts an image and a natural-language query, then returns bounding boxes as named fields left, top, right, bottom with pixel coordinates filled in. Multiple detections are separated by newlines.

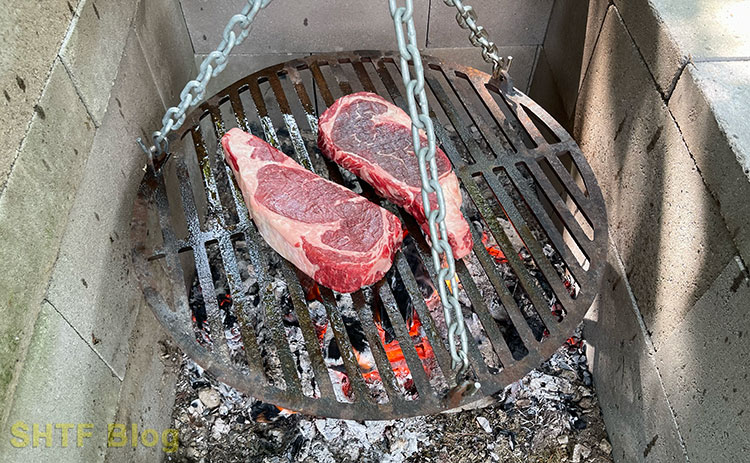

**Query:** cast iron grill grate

left=130, top=51, right=607, bottom=419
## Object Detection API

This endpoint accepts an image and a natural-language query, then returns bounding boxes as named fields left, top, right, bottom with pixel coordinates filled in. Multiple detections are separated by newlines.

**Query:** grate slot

left=548, top=155, right=593, bottom=216
left=281, top=261, right=335, bottom=399
left=351, top=290, right=404, bottom=403
left=463, top=174, right=555, bottom=336
left=393, top=253, right=455, bottom=386
left=454, top=260, right=513, bottom=367
left=521, top=161, right=594, bottom=261
left=376, top=281, right=435, bottom=402
left=318, top=286, right=373, bottom=404
left=500, top=164, right=589, bottom=296
left=440, top=68, right=517, bottom=157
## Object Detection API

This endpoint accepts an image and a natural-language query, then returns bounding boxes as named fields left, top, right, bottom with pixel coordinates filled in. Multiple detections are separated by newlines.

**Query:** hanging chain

left=137, top=0, right=273, bottom=163
left=442, top=0, right=512, bottom=83
left=389, top=0, right=472, bottom=383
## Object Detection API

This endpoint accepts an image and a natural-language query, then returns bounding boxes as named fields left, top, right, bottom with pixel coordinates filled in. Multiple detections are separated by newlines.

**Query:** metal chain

left=138, top=0, right=273, bottom=162
left=389, top=0, right=471, bottom=380
left=442, top=0, right=512, bottom=82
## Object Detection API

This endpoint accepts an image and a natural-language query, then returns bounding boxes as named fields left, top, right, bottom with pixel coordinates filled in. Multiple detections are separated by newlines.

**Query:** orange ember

left=481, top=231, right=508, bottom=264
left=305, top=281, right=322, bottom=302
left=360, top=313, right=435, bottom=384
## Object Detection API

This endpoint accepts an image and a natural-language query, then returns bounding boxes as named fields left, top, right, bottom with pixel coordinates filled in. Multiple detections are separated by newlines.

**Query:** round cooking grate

left=130, top=51, right=607, bottom=420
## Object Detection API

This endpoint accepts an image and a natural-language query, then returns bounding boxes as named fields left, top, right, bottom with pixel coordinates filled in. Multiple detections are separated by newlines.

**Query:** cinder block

left=528, top=47, right=570, bottom=131
left=105, top=302, right=180, bottom=462
left=611, top=0, right=686, bottom=98
left=669, top=61, right=750, bottom=268
left=59, top=0, right=139, bottom=125
left=136, top=0, right=197, bottom=108
left=427, top=0, right=553, bottom=48
left=181, top=0, right=428, bottom=55
left=0, top=302, right=121, bottom=462
left=45, top=31, right=165, bottom=378
left=650, top=0, right=750, bottom=61
left=542, top=0, right=588, bottom=119
left=584, top=241, right=686, bottom=463
left=580, top=0, right=610, bottom=89
left=423, top=46, right=537, bottom=94
left=654, top=256, right=750, bottom=462
left=574, top=8, right=735, bottom=349
left=0, top=60, right=95, bottom=419
left=0, top=0, right=76, bottom=190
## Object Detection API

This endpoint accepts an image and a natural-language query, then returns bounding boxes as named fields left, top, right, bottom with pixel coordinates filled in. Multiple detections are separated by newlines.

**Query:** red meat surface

left=318, top=92, right=473, bottom=259
left=222, top=128, right=404, bottom=292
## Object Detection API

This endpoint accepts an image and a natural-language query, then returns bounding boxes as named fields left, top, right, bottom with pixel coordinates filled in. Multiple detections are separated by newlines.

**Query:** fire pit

left=131, top=51, right=608, bottom=419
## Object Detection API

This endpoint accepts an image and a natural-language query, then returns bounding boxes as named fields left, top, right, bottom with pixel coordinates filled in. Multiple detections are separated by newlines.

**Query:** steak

left=318, top=92, right=473, bottom=260
left=221, top=128, right=404, bottom=293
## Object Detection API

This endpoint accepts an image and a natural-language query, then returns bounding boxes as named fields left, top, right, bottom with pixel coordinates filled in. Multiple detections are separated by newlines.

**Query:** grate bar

left=454, top=259, right=514, bottom=366
left=496, top=164, right=585, bottom=299
left=318, top=286, right=374, bottom=405
left=464, top=218, right=539, bottom=348
left=351, top=290, right=405, bottom=404
left=511, top=101, right=548, bottom=147
left=282, top=263, right=337, bottom=399
left=546, top=155, right=593, bottom=215
left=399, top=213, right=491, bottom=381
left=351, top=60, right=377, bottom=93
left=469, top=75, right=537, bottom=151
left=150, top=172, right=193, bottom=330
left=266, top=72, right=316, bottom=172
left=310, top=61, right=336, bottom=108
left=522, top=160, right=593, bottom=259
left=438, top=69, right=517, bottom=157
left=175, top=153, right=265, bottom=372
left=190, top=128, right=232, bottom=355
left=376, top=280, right=436, bottom=402
left=473, top=172, right=562, bottom=332
left=393, top=252, right=456, bottom=387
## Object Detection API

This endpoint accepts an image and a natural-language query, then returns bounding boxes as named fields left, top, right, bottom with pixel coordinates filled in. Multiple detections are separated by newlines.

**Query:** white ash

left=172, top=176, right=611, bottom=462
left=169, top=326, right=612, bottom=463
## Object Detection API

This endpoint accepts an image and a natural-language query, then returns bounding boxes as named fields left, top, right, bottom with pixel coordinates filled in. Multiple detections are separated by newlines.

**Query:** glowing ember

left=481, top=231, right=508, bottom=264
left=359, top=313, right=435, bottom=391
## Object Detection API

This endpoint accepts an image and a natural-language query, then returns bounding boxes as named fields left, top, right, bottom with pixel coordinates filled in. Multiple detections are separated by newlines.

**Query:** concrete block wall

left=180, top=0, right=555, bottom=96
left=0, top=1, right=194, bottom=461
left=538, top=1, right=750, bottom=461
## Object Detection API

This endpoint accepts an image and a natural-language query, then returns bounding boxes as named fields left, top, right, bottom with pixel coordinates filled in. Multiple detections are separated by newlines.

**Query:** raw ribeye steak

left=221, top=128, right=404, bottom=293
left=318, top=92, right=473, bottom=260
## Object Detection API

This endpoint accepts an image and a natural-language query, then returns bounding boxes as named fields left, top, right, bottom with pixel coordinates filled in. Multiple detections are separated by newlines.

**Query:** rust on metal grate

left=130, top=51, right=608, bottom=419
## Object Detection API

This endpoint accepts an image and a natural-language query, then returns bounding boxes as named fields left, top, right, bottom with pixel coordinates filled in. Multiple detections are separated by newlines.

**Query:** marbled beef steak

left=222, top=128, right=404, bottom=293
left=318, top=92, right=473, bottom=259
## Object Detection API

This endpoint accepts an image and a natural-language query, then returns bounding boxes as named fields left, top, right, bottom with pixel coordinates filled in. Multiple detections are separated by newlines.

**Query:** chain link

left=389, top=0, right=471, bottom=379
left=138, top=0, right=273, bottom=161
left=442, top=0, right=512, bottom=82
